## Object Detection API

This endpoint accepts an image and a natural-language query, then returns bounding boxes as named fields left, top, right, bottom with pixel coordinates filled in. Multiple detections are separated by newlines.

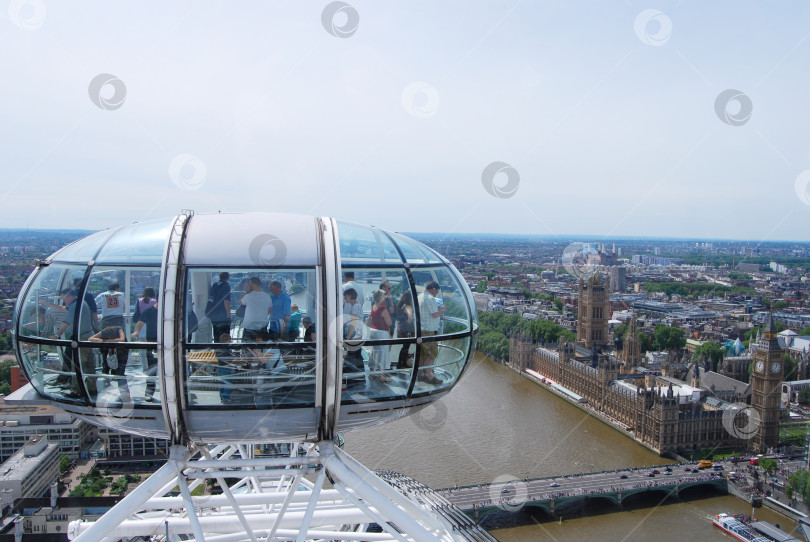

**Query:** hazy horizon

left=2, top=225, right=808, bottom=246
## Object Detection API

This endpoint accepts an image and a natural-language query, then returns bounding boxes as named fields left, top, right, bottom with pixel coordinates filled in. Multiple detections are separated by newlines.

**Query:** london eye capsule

left=10, top=211, right=478, bottom=445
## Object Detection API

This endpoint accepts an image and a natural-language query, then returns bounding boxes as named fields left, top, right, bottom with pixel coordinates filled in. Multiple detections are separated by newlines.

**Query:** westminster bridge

left=434, top=465, right=728, bottom=522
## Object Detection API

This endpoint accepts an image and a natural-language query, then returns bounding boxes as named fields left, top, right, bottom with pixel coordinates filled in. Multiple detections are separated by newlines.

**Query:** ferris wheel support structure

left=68, top=441, right=470, bottom=542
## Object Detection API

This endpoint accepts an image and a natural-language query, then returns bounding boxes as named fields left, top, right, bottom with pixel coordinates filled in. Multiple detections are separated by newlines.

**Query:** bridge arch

left=584, top=494, right=622, bottom=514
left=476, top=504, right=555, bottom=529
left=621, top=488, right=676, bottom=508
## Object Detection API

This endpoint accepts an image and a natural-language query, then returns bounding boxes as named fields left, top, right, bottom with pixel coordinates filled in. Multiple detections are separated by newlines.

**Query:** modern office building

left=0, top=435, right=59, bottom=503
left=0, top=400, right=95, bottom=463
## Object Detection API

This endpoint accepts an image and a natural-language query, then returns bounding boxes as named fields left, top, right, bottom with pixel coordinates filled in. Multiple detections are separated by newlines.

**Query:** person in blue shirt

left=268, top=280, right=291, bottom=341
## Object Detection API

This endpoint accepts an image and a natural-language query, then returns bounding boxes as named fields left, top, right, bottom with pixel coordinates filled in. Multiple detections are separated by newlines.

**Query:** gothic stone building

left=510, top=334, right=768, bottom=456
left=576, top=274, right=609, bottom=351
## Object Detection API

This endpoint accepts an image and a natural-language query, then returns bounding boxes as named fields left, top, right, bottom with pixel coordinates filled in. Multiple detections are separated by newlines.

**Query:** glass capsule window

left=337, top=259, right=474, bottom=404
left=47, top=228, right=119, bottom=263
left=15, top=261, right=163, bottom=407
left=16, top=264, right=89, bottom=401
left=339, top=268, right=414, bottom=403
left=337, top=221, right=401, bottom=264
left=183, top=267, right=318, bottom=409
left=94, top=218, right=173, bottom=264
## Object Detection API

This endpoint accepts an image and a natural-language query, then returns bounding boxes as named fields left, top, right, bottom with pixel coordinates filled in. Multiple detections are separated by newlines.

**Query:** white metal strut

left=68, top=441, right=478, bottom=542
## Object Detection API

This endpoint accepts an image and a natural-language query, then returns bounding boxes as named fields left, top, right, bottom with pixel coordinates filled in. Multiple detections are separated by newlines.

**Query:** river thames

left=343, top=353, right=800, bottom=541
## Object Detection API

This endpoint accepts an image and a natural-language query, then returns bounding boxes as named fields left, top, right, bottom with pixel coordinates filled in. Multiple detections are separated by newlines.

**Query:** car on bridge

left=647, top=473, right=655, bottom=477
left=620, top=474, right=628, bottom=479
left=550, top=483, right=561, bottom=487
left=651, top=469, right=660, bottom=474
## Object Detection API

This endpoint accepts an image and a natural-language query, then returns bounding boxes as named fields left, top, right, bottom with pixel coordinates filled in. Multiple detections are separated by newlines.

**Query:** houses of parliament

left=509, top=274, right=784, bottom=457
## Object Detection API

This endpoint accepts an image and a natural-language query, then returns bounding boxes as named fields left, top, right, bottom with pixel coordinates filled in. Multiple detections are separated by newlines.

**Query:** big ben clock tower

left=750, top=314, right=784, bottom=453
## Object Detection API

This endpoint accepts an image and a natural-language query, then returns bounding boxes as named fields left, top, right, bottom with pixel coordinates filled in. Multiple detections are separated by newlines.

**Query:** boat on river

left=713, top=513, right=771, bottom=542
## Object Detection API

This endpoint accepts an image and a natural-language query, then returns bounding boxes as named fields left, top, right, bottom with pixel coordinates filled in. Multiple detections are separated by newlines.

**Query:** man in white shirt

left=240, top=277, right=272, bottom=341
left=417, top=281, right=444, bottom=385
left=94, top=282, right=127, bottom=329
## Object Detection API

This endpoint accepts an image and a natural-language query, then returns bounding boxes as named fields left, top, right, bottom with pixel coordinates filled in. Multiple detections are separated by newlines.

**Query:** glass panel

left=49, top=228, right=118, bottom=263
left=414, top=336, right=469, bottom=394
left=345, top=269, right=413, bottom=386
left=82, top=266, right=161, bottom=337
left=336, top=221, right=401, bottom=264
left=185, top=268, right=317, bottom=344
left=386, top=232, right=442, bottom=264
left=17, top=341, right=83, bottom=401
left=449, top=263, right=477, bottom=328
left=18, top=264, right=95, bottom=341
left=411, top=267, right=471, bottom=334
left=185, top=344, right=316, bottom=408
left=94, top=218, right=173, bottom=264
left=129, top=346, right=161, bottom=406
left=75, top=342, right=160, bottom=407
left=183, top=266, right=317, bottom=409
left=338, top=268, right=420, bottom=403
left=412, top=239, right=446, bottom=264
left=387, top=232, right=426, bottom=263
left=28, top=343, right=92, bottom=403
left=339, top=267, right=411, bottom=322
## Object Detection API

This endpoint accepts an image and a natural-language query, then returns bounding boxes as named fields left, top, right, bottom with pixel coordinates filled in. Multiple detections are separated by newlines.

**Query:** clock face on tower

left=772, top=362, right=781, bottom=374
left=755, top=360, right=765, bottom=373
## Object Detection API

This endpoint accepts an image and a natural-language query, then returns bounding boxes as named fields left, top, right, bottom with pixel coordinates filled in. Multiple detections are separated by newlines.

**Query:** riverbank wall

left=506, top=362, right=672, bottom=459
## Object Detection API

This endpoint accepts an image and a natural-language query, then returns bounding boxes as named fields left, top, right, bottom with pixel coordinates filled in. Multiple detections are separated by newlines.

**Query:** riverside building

left=510, top=277, right=785, bottom=456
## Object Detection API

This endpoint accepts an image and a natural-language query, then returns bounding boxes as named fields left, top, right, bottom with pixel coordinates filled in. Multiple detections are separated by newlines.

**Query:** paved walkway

left=60, top=458, right=96, bottom=496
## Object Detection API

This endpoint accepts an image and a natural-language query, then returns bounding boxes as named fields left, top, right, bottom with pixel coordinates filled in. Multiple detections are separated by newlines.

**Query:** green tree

left=728, top=272, right=752, bottom=280
left=787, top=470, right=810, bottom=502
left=0, top=358, right=16, bottom=396
left=477, top=311, right=575, bottom=361
left=799, top=327, right=810, bottom=336
left=653, top=324, right=686, bottom=351
left=694, top=341, right=725, bottom=371
left=612, top=324, right=628, bottom=340
left=59, top=455, right=70, bottom=474
left=477, top=280, right=488, bottom=293
left=638, top=332, right=652, bottom=354
left=760, top=458, right=778, bottom=475
left=772, top=300, right=789, bottom=310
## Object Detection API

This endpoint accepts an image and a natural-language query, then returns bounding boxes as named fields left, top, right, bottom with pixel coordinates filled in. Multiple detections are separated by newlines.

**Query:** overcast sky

left=3, top=1, right=810, bottom=241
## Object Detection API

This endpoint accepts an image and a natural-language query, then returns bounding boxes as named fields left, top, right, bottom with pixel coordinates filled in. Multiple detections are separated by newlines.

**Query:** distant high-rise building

left=609, top=267, right=626, bottom=292
left=577, top=274, right=609, bottom=351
